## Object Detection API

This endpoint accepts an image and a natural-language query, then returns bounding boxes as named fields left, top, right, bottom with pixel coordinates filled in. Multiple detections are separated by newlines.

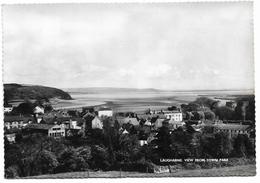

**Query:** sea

left=51, top=88, right=254, bottom=112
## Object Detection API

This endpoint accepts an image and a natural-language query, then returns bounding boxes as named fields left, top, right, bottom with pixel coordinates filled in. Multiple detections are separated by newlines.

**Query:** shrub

left=5, top=166, right=19, bottom=178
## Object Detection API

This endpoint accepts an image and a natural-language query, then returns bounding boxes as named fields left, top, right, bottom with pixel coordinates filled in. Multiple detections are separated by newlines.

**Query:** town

left=4, top=95, right=255, bottom=177
left=4, top=97, right=255, bottom=145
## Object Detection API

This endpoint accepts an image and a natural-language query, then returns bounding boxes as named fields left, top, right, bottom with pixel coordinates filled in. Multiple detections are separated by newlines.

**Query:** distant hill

left=65, top=87, right=162, bottom=94
left=4, top=83, right=73, bottom=102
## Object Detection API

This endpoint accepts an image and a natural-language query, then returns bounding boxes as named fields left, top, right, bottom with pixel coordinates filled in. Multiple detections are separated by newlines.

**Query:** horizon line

left=3, top=83, right=254, bottom=92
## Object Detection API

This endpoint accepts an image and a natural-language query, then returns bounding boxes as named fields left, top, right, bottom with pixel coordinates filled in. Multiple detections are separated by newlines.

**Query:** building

left=4, top=106, right=13, bottom=113
left=169, top=119, right=185, bottom=130
left=154, top=118, right=166, bottom=130
left=122, top=117, right=140, bottom=126
left=139, top=140, right=148, bottom=146
left=98, top=107, right=113, bottom=117
left=91, top=116, right=103, bottom=129
left=4, top=116, right=32, bottom=130
left=5, top=133, right=16, bottom=143
left=163, top=111, right=183, bottom=121
left=214, top=124, right=252, bottom=137
left=34, top=106, right=45, bottom=114
left=23, top=123, right=66, bottom=138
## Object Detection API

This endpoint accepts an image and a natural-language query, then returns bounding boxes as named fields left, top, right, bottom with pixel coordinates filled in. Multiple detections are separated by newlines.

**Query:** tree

left=234, top=96, right=255, bottom=121
left=204, top=110, right=216, bottom=120
left=155, top=126, right=172, bottom=158
left=214, top=132, right=232, bottom=158
left=44, top=104, right=53, bottom=113
left=191, top=111, right=205, bottom=120
left=57, top=148, right=88, bottom=173
left=232, top=134, right=255, bottom=158
left=194, top=97, right=216, bottom=108
left=215, top=106, right=234, bottom=120
left=13, top=101, right=34, bottom=115
left=170, top=130, right=194, bottom=158
left=90, top=145, right=111, bottom=170
left=168, top=106, right=178, bottom=111
left=34, top=150, right=59, bottom=175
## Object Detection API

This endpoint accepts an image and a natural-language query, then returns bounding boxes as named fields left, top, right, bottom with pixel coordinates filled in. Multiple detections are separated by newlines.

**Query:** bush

left=56, top=148, right=88, bottom=173
left=5, top=166, right=19, bottom=178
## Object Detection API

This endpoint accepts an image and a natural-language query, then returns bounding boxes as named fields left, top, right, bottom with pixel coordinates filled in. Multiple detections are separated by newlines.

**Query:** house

left=4, top=105, right=13, bottom=113
left=5, top=133, right=16, bottom=143
left=214, top=124, right=252, bottom=137
left=122, top=117, right=140, bottom=126
left=4, top=116, right=32, bottom=130
left=98, top=107, right=113, bottom=117
left=122, top=129, right=129, bottom=134
left=139, top=140, right=148, bottom=146
left=34, top=106, right=45, bottom=114
left=91, top=116, right=103, bottom=129
left=164, top=110, right=183, bottom=121
left=169, top=119, right=185, bottom=130
left=154, top=118, right=166, bottom=130
left=23, top=123, right=66, bottom=138
left=144, top=120, right=152, bottom=126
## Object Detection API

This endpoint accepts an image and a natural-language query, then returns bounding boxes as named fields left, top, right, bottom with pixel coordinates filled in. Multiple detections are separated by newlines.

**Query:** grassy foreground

left=24, top=164, right=256, bottom=178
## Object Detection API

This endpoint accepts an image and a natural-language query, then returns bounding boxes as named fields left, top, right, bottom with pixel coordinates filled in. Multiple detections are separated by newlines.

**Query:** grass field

left=24, top=164, right=256, bottom=178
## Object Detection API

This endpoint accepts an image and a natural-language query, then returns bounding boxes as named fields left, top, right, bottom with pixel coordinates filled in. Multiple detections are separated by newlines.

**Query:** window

left=53, top=128, right=61, bottom=131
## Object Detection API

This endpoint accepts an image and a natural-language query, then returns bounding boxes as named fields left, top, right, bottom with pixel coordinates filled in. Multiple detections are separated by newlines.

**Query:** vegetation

left=4, top=83, right=72, bottom=105
left=4, top=95, right=255, bottom=178
left=5, top=123, right=255, bottom=178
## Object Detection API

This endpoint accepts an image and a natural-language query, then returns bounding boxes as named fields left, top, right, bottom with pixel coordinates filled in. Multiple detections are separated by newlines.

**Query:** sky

left=3, top=2, right=254, bottom=90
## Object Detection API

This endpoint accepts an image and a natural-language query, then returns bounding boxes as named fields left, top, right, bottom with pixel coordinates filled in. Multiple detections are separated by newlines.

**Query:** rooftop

left=4, top=116, right=33, bottom=122
left=98, top=107, right=112, bottom=111
left=25, top=123, right=55, bottom=130
left=214, top=124, right=252, bottom=131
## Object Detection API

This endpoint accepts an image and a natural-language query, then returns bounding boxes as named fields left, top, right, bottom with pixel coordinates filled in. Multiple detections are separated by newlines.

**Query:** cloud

left=3, top=3, right=254, bottom=90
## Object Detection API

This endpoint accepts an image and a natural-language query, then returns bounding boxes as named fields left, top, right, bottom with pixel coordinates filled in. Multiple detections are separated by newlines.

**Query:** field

left=25, top=164, right=256, bottom=178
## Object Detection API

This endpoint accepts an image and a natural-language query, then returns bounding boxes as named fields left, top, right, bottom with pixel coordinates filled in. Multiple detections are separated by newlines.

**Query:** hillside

left=4, top=83, right=72, bottom=102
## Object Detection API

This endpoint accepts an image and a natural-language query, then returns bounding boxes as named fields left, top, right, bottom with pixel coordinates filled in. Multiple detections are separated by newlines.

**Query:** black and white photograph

left=1, top=1, right=256, bottom=178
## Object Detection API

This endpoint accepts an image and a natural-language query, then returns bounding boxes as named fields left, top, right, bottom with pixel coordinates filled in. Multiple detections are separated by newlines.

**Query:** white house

left=4, top=116, right=27, bottom=130
left=98, top=108, right=113, bottom=117
left=164, top=111, right=183, bottom=122
left=34, top=106, right=45, bottom=114
left=92, top=116, right=103, bottom=129
left=4, top=106, right=13, bottom=113
left=69, top=120, right=81, bottom=129
left=48, top=124, right=66, bottom=137
left=139, top=140, right=148, bottom=146
left=5, top=133, right=16, bottom=143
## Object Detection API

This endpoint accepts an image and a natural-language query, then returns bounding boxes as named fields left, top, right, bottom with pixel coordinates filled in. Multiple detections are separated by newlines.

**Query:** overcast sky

left=3, top=3, right=254, bottom=90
